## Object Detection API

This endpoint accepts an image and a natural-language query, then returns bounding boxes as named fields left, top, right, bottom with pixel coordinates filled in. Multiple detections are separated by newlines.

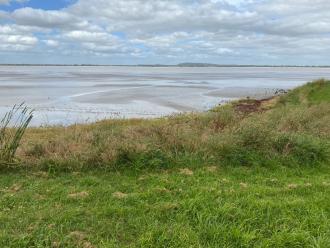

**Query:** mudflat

left=1, top=66, right=330, bottom=126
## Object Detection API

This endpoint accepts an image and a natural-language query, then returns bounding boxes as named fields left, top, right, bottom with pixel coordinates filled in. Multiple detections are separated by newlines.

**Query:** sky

left=0, top=0, right=330, bottom=65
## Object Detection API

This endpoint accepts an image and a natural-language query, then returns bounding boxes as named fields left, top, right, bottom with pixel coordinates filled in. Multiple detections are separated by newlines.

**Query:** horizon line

left=1, top=63, right=330, bottom=67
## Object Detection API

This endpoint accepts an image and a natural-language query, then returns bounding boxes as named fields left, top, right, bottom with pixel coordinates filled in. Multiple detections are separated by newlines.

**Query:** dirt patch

left=287, top=184, right=298, bottom=189
left=69, top=231, right=95, bottom=248
left=112, top=191, right=128, bottom=199
left=240, top=182, right=248, bottom=188
left=154, top=187, right=171, bottom=193
left=68, top=191, right=89, bottom=199
left=69, top=231, right=86, bottom=241
left=179, top=168, right=194, bottom=176
left=234, top=97, right=276, bottom=114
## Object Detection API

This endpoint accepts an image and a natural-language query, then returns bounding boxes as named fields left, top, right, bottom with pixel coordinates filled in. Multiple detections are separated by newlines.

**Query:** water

left=1, top=66, right=330, bottom=126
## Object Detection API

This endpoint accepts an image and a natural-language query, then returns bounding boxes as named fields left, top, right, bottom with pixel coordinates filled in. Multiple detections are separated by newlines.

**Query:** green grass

left=278, top=79, right=330, bottom=105
left=0, top=80, right=329, bottom=247
left=1, top=166, right=329, bottom=247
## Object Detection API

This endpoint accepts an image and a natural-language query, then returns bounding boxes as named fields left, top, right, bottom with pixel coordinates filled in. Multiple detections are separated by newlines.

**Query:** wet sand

left=206, top=87, right=279, bottom=99
left=1, top=66, right=330, bottom=126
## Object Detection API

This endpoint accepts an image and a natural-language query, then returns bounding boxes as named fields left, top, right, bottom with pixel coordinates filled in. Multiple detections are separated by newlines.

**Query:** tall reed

left=0, top=103, right=33, bottom=166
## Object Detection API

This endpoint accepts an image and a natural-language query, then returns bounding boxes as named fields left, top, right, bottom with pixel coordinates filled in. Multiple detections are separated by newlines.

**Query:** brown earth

left=234, top=97, right=276, bottom=114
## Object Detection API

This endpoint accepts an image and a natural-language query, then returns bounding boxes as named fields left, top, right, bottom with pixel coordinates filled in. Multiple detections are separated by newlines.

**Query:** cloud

left=43, top=39, right=59, bottom=47
left=1, top=0, right=330, bottom=64
left=0, top=22, right=38, bottom=52
left=0, top=34, right=36, bottom=45
left=0, top=33, right=37, bottom=51
left=132, top=32, right=189, bottom=48
left=12, top=7, right=81, bottom=29
left=68, top=0, right=258, bottom=33
left=63, top=30, right=116, bottom=43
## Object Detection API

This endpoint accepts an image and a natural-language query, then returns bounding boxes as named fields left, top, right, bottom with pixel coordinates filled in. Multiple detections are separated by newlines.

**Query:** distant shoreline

left=1, top=63, right=330, bottom=68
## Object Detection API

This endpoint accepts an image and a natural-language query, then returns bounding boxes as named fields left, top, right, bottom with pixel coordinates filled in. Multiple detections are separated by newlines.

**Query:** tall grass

left=16, top=80, right=330, bottom=171
left=0, top=103, right=33, bottom=166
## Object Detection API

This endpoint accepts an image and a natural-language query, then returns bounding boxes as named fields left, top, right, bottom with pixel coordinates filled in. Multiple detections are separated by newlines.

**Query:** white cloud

left=1, top=0, right=330, bottom=64
left=132, top=32, right=189, bottom=48
left=0, top=34, right=36, bottom=45
left=0, top=23, right=38, bottom=52
left=64, top=30, right=116, bottom=43
left=43, top=39, right=59, bottom=47
left=0, top=24, right=45, bottom=34
left=68, top=0, right=258, bottom=33
left=215, top=48, right=235, bottom=55
left=12, top=7, right=86, bottom=29
left=0, top=34, right=37, bottom=51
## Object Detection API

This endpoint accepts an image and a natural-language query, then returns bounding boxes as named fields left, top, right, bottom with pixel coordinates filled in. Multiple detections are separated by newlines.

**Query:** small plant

left=0, top=103, right=33, bottom=166
left=26, top=143, right=46, bottom=158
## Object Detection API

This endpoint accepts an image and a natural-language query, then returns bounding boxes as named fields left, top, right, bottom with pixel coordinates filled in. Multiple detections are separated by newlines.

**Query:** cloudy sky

left=0, top=0, right=329, bottom=65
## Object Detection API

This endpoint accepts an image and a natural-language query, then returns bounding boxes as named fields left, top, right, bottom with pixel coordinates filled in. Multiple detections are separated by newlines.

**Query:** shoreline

left=1, top=64, right=330, bottom=68
left=2, top=87, right=283, bottom=128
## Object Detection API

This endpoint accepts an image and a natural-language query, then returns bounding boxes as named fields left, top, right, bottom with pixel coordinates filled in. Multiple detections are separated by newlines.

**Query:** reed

left=0, top=103, right=33, bottom=166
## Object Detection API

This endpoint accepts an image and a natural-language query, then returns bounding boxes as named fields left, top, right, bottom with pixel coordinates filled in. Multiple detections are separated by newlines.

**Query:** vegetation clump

left=0, top=104, right=33, bottom=167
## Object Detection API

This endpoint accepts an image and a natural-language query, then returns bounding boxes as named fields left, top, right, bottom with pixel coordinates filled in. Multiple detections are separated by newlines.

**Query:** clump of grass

left=25, top=143, right=46, bottom=158
left=0, top=104, right=33, bottom=167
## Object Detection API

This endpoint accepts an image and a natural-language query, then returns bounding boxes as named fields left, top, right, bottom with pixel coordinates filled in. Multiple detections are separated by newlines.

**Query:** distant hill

left=177, top=63, right=221, bottom=67
left=1, top=63, right=330, bottom=67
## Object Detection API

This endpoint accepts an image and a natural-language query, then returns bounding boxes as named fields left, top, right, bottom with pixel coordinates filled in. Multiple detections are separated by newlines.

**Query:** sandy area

left=1, top=66, right=330, bottom=126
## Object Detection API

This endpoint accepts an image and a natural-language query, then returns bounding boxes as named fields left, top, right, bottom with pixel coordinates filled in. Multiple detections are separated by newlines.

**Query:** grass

left=278, top=79, right=330, bottom=105
left=0, top=80, right=329, bottom=247
left=0, top=104, right=33, bottom=167
left=1, top=166, right=329, bottom=247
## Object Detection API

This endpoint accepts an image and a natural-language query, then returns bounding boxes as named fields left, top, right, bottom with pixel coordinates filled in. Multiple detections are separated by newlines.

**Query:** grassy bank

left=0, top=80, right=329, bottom=247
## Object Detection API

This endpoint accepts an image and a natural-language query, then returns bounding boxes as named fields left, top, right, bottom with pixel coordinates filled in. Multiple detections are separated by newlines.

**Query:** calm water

left=1, top=66, right=330, bottom=126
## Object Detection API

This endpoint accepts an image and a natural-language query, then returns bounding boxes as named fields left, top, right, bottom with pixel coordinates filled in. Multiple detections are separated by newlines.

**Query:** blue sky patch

left=0, top=0, right=77, bottom=11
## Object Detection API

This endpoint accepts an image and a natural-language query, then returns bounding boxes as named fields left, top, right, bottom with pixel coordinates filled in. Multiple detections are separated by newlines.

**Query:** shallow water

left=1, top=66, right=330, bottom=126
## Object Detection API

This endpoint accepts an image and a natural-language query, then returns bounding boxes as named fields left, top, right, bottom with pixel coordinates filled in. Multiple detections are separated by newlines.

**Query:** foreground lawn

left=0, top=165, right=329, bottom=247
